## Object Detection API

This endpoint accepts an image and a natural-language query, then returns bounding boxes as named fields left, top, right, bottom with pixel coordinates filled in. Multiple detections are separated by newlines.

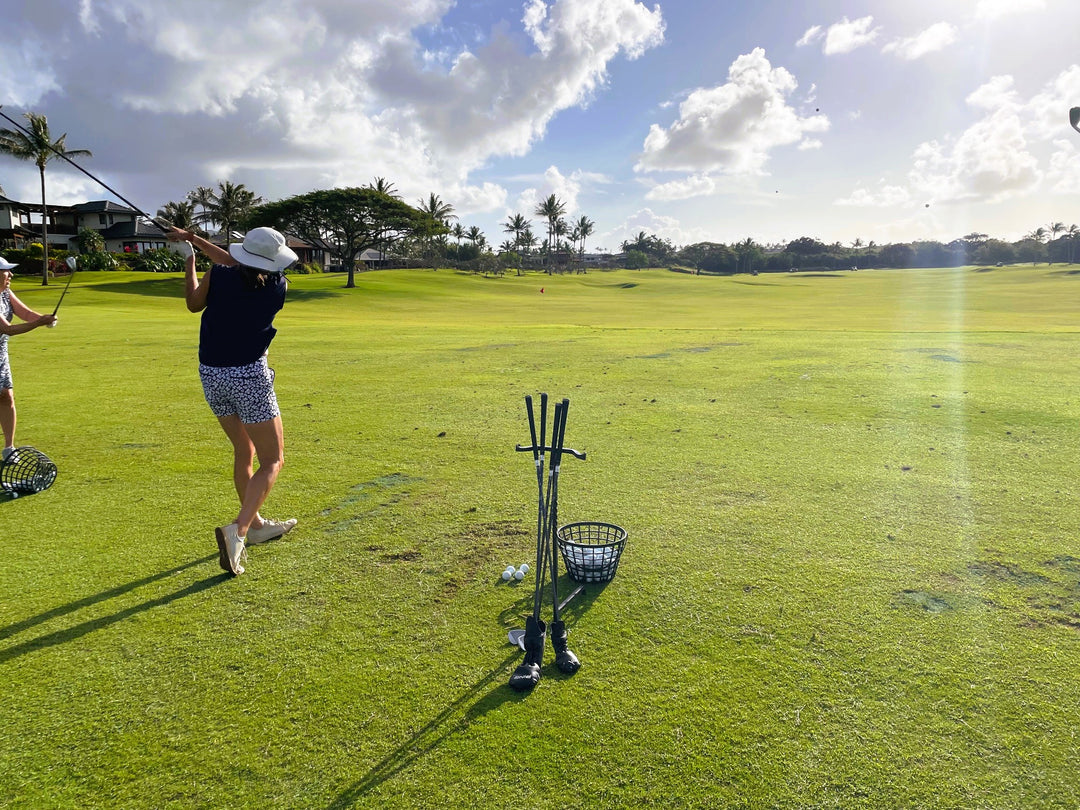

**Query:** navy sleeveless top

left=198, top=265, right=287, bottom=367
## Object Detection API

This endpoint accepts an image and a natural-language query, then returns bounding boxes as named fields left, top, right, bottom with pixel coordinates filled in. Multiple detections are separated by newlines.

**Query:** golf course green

left=3, top=264, right=1080, bottom=808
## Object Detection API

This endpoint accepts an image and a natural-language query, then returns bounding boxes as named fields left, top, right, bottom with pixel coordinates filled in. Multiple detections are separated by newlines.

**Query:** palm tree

left=466, top=225, right=483, bottom=247
left=503, top=213, right=529, bottom=254
left=1066, top=224, right=1080, bottom=264
left=367, top=177, right=400, bottom=199
left=207, top=181, right=262, bottom=244
left=451, top=223, right=465, bottom=246
left=533, top=194, right=567, bottom=263
left=574, top=215, right=594, bottom=261
left=157, top=200, right=198, bottom=231
left=0, top=112, right=92, bottom=285
left=417, top=193, right=455, bottom=226
left=187, top=186, right=215, bottom=233
left=1026, top=226, right=1047, bottom=243
left=520, top=227, right=538, bottom=257
left=734, top=237, right=762, bottom=275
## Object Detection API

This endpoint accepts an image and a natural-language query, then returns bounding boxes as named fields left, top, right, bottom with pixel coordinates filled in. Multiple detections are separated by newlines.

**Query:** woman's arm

left=1, top=292, right=56, bottom=334
left=183, top=251, right=212, bottom=313
left=165, top=227, right=236, bottom=267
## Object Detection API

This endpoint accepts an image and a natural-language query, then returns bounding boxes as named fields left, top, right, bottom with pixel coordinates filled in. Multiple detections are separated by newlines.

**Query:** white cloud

left=1048, top=139, right=1080, bottom=193
left=514, top=166, right=588, bottom=218
left=823, top=16, right=882, bottom=55
left=644, top=174, right=716, bottom=201
left=635, top=48, right=828, bottom=178
left=975, top=0, right=1045, bottom=21
left=4, top=0, right=665, bottom=218
left=882, top=22, right=957, bottom=60
left=796, top=25, right=823, bottom=48
left=966, top=75, right=1020, bottom=110
left=0, top=41, right=61, bottom=107
left=600, top=207, right=704, bottom=250
left=908, top=110, right=1041, bottom=203
left=834, top=184, right=912, bottom=207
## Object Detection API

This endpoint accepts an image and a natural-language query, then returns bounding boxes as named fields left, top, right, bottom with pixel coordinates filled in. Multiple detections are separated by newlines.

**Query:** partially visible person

left=0, top=257, right=57, bottom=462
left=166, top=228, right=297, bottom=575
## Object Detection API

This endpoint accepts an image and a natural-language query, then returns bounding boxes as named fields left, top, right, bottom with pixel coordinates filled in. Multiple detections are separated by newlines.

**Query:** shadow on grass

left=89, top=277, right=184, bottom=298
left=329, top=577, right=608, bottom=807
left=88, top=276, right=339, bottom=301
left=327, top=652, right=520, bottom=807
left=0, top=554, right=227, bottom=663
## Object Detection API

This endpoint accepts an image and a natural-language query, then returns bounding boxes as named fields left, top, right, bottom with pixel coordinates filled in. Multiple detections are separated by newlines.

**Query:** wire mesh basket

left=556, top=521, right=627, bottom=583
left=0, top=446, right=57, bottom=495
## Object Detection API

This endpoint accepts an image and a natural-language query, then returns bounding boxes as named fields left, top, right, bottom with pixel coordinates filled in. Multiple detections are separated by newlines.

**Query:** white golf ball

left=514, top=569, right=525, bottom=580
left=502, top=569, right=513, bottom=581
left=519, top=564, right=530, bottom=574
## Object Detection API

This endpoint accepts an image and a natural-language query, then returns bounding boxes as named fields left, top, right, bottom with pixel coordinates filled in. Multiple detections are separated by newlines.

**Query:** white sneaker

left=246, top=517, right=297, bottom=546
left=1, top=446, right=16, bottom=463
left=215, top=523, right=247, bottom=575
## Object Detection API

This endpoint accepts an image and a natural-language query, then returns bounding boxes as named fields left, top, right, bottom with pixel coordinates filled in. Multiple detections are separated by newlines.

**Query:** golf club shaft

left=0, top=106, right=173, bottom=231
left=548, top=400, right=569, bottom=622
left=525, top=396, right=547, bottom=622
left=52, top=268, right=77, bottom=316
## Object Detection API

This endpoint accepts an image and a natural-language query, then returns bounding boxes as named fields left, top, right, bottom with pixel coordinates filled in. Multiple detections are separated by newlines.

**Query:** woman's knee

left=0, top=388, right=13, bottom=407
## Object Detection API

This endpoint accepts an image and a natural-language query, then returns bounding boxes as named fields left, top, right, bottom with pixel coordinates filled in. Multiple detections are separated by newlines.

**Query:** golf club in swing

left=51, top=256, right=77, bottom=317
left=1071, top=106, right=1080, bottom=134
left=0, top=106, right=175, bottom=233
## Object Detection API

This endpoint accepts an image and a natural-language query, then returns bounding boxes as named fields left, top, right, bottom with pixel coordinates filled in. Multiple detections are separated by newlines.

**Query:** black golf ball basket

left=0, top=446, right=58, bottom=501
left=556, top=521, right=627, bottom=584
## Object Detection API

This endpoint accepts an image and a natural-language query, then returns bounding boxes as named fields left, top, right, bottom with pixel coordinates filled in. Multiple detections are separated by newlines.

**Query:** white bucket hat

left=0, top=256, right=17, bottom=271
left=228, top=227, right=298, bottom=273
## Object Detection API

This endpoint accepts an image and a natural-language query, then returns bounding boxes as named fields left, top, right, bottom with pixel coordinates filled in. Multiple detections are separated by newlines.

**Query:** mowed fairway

left=4, top=264, right=1080, bottom=808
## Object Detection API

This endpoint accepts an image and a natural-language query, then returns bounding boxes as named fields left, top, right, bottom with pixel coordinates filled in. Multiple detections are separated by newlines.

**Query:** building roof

left=72, top=200, right=140, bottom=214
left=99, top=220, right=166, bottom=239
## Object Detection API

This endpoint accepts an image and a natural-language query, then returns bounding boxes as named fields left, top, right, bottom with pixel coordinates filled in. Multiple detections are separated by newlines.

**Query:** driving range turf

left=4, top=264, right=1080, bottom=807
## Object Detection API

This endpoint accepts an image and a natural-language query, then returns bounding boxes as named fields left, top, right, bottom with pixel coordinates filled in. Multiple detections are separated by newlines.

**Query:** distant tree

left=621, top=231, right=675, bottom=263
left=879, top=242, right=914, bottom=268
left=503, top=213, right=529, bottom=255
left=187, top=186, right=216, bottom=232
left=975, top=239, right=1016, bottom=266
left=574, top=215, right=594, bottom=262
left=1014, top=238, right=1046, bottom=264
left=207, top=181, right=261, bottom=243
left=157, top=200, right=198, bottom=231
left=733, top=237, right=763, bottom=274
left=624, top=249, right=648, bottom=269
left=534, top=194, right=567, bottom=262
left=785, top=236, right=827, bottom=260
left=677, top=242, right=736, bottom=274
left=0, top=111, right=92, bottom=284
left=245, top=187, right=438, bottom=288
left=367, top=177, right=400, bottom=199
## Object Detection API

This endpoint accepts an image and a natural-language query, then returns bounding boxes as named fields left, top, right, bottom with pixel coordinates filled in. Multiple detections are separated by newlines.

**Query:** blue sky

left=2, top=0, right=1079, bottom=252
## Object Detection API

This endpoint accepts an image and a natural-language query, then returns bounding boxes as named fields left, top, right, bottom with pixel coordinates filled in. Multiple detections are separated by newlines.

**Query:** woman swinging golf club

left=167, top=226, right=297, bottom=575
left=0, top=257, right=57, bottom=462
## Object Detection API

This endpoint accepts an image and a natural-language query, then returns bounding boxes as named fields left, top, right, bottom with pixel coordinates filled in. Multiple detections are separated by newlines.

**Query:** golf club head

left=65, top=256, right=77, bottom=270
left=508, top=629, right=526, bottom=651
left=1071, top=107, right=1080, bottom=133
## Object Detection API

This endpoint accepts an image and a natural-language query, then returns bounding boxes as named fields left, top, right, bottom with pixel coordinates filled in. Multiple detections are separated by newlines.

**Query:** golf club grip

left=524, top=396, right=539, bottom=459
left=539, top=393, right=548, bottom=460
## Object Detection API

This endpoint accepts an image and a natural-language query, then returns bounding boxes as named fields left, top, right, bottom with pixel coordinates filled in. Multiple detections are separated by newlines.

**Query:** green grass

left=4, top=264, right=1080, bottom=808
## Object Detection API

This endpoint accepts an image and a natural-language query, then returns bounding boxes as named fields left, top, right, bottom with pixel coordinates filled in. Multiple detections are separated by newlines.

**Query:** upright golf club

left=52, top=256, right=77, bottom=316
left=0, top=106, right=173, bottom=232
left=546, top=399, right=580, bottom=675
left=509, top=393, right=585, bottom=692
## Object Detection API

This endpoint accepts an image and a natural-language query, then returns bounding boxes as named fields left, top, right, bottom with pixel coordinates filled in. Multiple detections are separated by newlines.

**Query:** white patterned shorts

left=0, top=343, right=11, bottom=391
left=199, top=358, right=280, bottom=424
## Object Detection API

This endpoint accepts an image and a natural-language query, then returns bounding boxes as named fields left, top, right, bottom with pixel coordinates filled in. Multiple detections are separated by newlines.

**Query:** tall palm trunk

left=39, top=164, right=49, bottom=285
